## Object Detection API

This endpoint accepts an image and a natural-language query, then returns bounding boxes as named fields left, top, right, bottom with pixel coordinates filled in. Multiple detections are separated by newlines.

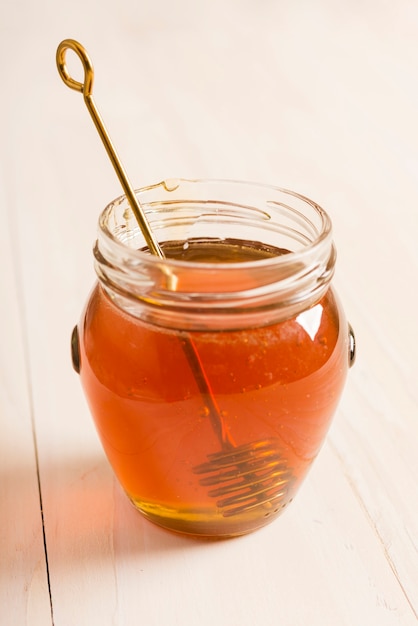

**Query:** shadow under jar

left=73, top=179, right=355, bottom=537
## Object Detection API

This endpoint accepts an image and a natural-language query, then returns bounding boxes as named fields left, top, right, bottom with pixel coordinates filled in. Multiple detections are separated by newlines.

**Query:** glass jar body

left=76, top=179, right=351, bottom=537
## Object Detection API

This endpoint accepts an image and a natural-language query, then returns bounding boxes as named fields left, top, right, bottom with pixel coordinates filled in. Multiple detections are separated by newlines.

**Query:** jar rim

left=97, top=178, right=333, bottom=271
left=94, top=178, right=335, bottom=329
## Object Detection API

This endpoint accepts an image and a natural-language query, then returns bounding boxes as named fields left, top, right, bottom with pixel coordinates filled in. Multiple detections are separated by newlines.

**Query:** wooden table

left=1, top=1, right=417, bottom=624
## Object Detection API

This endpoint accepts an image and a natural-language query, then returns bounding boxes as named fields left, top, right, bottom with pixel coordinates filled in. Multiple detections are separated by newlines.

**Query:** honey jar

left=72, top=178, right=355, bottom=537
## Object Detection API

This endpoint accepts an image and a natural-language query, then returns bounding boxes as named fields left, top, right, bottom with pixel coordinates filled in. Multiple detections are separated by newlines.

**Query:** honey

left=78, top=238, right=348, bottom=536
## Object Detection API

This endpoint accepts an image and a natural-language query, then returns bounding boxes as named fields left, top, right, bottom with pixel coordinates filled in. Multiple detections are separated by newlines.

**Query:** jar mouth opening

left=97, top=178, right=333, bottom=272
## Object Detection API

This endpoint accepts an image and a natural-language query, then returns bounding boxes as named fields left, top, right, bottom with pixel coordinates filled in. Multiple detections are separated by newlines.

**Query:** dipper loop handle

left=56, top=39, right=164, bottom=259
left=56, top=39, right=94, bottom=95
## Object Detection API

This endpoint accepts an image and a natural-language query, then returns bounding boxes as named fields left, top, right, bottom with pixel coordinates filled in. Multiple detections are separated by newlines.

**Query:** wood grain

left=0, top=172, right=52, bottom=624
left=0, top=1, right=417, bottom=624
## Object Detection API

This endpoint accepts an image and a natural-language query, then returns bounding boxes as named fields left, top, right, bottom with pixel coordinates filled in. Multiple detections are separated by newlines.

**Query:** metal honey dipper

left=56, top=39, right=291, bottom=518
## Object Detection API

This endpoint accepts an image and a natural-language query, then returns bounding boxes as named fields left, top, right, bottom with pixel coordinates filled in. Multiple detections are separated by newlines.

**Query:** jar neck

left=93, top=179, right=336, bottom=330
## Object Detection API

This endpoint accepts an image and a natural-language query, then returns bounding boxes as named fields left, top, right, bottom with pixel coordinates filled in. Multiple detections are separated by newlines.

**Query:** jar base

left=127, top=495, right=292, bottom=538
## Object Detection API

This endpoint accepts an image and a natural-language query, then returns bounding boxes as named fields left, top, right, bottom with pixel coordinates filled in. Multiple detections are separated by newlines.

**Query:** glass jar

left=72, top=179, right=355, bottom=537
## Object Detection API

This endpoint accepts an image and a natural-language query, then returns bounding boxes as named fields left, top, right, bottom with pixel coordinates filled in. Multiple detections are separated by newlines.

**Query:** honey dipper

left=56, top=39, right=291, bottom=517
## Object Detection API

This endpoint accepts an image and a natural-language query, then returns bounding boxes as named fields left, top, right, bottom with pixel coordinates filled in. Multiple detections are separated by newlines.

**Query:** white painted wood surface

left=1, top=1, right=417, bottom=624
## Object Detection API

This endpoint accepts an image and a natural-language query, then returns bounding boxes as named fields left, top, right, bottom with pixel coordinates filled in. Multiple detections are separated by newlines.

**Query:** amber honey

left=79, top=238, right=348, bottom=536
